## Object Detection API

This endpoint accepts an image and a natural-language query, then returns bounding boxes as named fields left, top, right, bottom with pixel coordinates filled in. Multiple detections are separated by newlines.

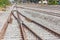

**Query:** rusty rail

left=16, top=6, right=60, bottom=17
left=0, top=5, right=15, bottom=40
left=16, top=10, right=60, bottom=38
left=12, top=11, right=43, bottom=40
left=0, top=13, right=13, bottom=40
left=1, top=6, right=60, bottom=40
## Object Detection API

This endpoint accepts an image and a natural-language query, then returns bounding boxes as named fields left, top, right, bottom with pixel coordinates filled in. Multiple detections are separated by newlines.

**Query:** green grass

left=0, top=0, right=10, bottom=7
left=48, top=0, right=58, bottom=5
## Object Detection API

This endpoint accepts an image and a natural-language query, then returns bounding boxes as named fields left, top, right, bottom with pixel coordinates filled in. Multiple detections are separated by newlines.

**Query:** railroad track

left=0, top=5, right=60, bottom=40
left=0, top=5, right=15, bottom=40
left=17, top=6, right=60, bottom=17
left=17, top=7, right=60, bottom=34
left=16, top=9, right=60, bottom=40
left=16, top=6, right=60, bottom=33
left=12, top=11, right=42, bottom=40
left=11, top=9, right=60, bottom=40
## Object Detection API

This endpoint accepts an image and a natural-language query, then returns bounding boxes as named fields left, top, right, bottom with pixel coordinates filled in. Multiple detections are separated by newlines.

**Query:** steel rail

left=11, top=11, right=25, bottom=40
left=1, top=5, right=60, bottom=40
left=12, top=11, right=43, bottom=40
left=22, top=23, right=43, bottom=40
left=17, top=6, right=60, bottom=17
left=0, top=4, right=16, bottom=39
left=17, top=12, right=25, bottom=40
left=16, top=10, right=60, bottom=38
left=0, top=12, right=13, bottom=40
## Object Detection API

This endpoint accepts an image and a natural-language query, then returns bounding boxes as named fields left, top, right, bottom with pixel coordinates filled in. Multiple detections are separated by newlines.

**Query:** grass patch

left=0, top=0, right=11, bottom=11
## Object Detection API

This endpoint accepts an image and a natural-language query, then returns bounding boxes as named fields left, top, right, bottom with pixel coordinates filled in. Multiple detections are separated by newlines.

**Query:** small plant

left=0, top=0, right=10, bottom=7
left=48, top=0, right=58, bottom=5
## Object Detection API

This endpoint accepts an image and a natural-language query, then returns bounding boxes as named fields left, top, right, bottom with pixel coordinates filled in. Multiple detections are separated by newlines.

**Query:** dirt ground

left=0, top=7, right=6, bottom=11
